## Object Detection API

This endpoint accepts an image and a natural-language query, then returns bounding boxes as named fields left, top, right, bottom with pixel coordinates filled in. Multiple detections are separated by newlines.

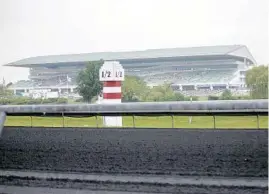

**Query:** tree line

left=76, top=61, right=268, bottom=102
left=0, top=96, right=68, bottom=105
left=245, top=65, right=268, bottom=99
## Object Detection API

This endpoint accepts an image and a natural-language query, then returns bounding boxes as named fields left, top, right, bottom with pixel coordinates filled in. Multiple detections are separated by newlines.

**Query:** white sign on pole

left=99, top=61, right=125, bottom=81
left=99, top=61, right=124, bottom=127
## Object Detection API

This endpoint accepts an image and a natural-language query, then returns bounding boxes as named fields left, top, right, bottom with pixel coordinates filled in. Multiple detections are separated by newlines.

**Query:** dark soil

left=0, top=127, right=267, bottom=193
left=0, top=127, right=267, bottom=177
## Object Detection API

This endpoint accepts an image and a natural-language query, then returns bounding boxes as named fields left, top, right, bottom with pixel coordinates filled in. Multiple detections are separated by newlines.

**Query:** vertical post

left=62, top=112, right=65, bottom=127
left=171, top=115, right=174, bottom=128
left=0, top=112, right=6, bottom=137
left=102, top=81, right=122, bottom=127
left=96, top=115, right=99, bottom=128
left=30, top=116, right=33, bottom=128
left=189, top=97, right=193, bottom=124
left=132, top=115, right=135, bottom=128
left=213, top=115, right=216, bottom=129
left=99, top=61, right=124, bottom=127
left=66, top=74, right=69, bottom=99
left=257, top=115, right=260, bottom=129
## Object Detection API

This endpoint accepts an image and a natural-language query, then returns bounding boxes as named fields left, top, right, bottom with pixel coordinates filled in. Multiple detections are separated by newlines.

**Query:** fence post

left=96, top=115, right=99, bottom=128
left=257, top=115, right=260, bottom=129
left=30, top=116, right=33, bottom=128
left=213, top=115, right=216, bottom=129
left=0, top=112, right=6, bottom=137
left=132, top=115, right=135, bottom=128
left=62, top=112, right=65, bottom=127
left=171, top=115, right=174, bottom=128
left=189, top=97, right=193, bottom=124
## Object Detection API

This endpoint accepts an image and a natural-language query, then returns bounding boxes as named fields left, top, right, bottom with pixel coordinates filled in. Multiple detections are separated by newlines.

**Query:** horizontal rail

left=0, top=100, right=268, bottom=116
left=0, top=170, right=267, bottom=188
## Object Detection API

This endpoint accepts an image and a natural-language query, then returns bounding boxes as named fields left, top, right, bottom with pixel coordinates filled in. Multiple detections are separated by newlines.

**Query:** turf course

left=4, top=116, right=268, bottom=129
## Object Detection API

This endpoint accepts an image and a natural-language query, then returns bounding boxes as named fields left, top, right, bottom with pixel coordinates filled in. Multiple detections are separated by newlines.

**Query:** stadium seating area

left=11, top=77, right=76, bottom=89
left=180, top=88, right=250, bottom=97
left=180, top=89, right=224, bottom=97
left=10, top=80, right=35, bottom=88
left=142, top=69, right=236, bottom=84
left=37, top=79, right=75, bottom=87
left=11, top=67, right=246, bottom=98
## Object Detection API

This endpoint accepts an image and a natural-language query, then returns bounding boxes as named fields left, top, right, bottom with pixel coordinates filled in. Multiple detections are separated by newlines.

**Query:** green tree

left=144, top=83, right=185, bottom=102
left=245, top=65, right=268, bottom=99
left=122, top=76, right=149, bottom=102
left=0, top=83, right=13, bottom=98
left=220, top=89, right=234, bottom=100
left=76, top=61, right=103, bottom=102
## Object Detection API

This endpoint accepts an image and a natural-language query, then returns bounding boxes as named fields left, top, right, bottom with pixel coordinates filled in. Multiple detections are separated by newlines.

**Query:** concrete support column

left=244, top=58, right=247, bottom=65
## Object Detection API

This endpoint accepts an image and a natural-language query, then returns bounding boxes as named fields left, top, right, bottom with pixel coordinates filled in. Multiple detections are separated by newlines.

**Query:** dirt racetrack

left=0, top=127, right=268, bottom=193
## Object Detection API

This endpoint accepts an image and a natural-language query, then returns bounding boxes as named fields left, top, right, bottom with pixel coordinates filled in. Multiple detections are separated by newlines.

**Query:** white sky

left=0, top=0, right=268, bottom=83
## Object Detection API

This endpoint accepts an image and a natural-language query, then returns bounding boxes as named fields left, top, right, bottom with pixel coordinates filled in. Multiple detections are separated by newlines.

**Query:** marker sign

left=99, top=61, right=125, bottom=81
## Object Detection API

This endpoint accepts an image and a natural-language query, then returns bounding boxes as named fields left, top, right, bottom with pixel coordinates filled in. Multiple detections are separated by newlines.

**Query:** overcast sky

left=0, top=0, right=268, bottom=83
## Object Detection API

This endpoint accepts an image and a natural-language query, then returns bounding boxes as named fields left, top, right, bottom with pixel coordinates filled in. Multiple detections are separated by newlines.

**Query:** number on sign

left=115, top=71, right=123, bottom=77
left=102, top=71, right=111, bottom=78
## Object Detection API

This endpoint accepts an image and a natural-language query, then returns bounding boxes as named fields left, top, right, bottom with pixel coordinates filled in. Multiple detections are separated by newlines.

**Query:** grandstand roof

left=5, top=45, right=256, bottom=67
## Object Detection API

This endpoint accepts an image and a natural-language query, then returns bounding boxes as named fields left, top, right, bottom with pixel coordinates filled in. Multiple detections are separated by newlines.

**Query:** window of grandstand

left=182, top=85, right=195, bottom=91
left=213, top=85, right=227, bottom=90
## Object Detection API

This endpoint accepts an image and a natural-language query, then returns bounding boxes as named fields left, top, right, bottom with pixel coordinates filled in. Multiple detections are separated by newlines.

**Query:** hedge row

left=0, top=97, right=68, bottom=105
left=208, top=95, right=251, bottom=101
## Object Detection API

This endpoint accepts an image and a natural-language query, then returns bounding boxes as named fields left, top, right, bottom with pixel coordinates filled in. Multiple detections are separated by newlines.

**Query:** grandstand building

left=5, top=45, right=256, bottom=97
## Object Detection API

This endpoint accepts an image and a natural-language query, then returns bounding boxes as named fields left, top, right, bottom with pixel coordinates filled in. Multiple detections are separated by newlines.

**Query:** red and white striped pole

left=103, top=81, right=122, bottom=104
left=99, top=61, right=124, bottom=127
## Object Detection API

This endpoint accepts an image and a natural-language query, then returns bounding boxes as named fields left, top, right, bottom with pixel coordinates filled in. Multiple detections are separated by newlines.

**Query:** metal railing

left=0, top=99, right=268, bottom=134
left=0, top=99, right=267, bottom=116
